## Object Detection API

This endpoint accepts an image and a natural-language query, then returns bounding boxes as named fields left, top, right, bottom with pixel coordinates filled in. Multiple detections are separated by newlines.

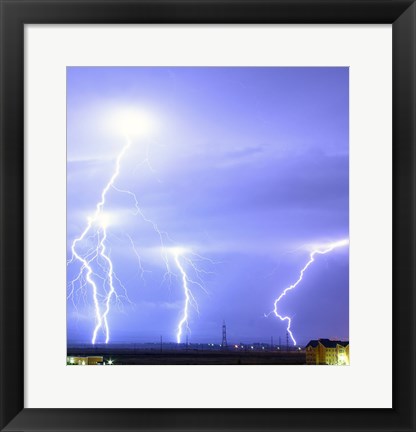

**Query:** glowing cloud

left=112, top=107, right=154, bottom=137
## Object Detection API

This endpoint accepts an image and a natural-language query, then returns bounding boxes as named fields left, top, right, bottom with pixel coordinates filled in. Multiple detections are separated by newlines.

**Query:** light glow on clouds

left=111, top=107, right=155, bottom=138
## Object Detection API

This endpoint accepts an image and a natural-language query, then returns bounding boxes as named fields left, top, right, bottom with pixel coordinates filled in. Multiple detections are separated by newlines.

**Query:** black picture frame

left=1, top=1, right=415, bottom=431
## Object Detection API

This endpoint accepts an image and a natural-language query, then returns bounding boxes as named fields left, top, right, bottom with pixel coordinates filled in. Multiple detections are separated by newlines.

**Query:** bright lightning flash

left=266, top=239, right=349, bottom=346
left=69, top=136, right=132, bottom=344
left=171, top=247, right=213, bottom=344
left=113, top=108, right=154, bottom=138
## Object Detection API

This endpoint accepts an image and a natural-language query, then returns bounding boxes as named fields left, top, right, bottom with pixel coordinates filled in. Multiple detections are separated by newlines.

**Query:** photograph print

left=67, top=67, right=349, bottom=366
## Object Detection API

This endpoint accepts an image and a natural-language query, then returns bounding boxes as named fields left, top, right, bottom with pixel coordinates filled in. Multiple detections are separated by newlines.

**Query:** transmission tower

left=221, top=320, right=228, bottom=349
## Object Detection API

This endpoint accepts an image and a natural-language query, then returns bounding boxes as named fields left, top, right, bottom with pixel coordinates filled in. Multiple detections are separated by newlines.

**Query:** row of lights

left=232, top=345, right=302, bottom=351
left=204, top=344, right=303, bottom=350
left=68, top=357, right=114, bottom=365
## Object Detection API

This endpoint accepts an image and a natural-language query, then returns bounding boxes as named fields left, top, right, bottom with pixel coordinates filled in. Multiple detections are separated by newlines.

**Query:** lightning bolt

left=266, top=238, right=349, bottom=346
left=69, top=135, right=132, bottom=344
left=174, top=252, right=192, bottom=344
left=68, top=133, right=174, bottom=344
left=172, top=248, right=213, bottom=344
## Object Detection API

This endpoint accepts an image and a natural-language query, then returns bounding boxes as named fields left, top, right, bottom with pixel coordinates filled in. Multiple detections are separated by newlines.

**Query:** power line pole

left=221, top=320, right=228, bottom=349
left=286, top=331, right=289, bottom=352
left=271, top=336, right=273, bottom=351
left=160, top=335, right=163, bottom=353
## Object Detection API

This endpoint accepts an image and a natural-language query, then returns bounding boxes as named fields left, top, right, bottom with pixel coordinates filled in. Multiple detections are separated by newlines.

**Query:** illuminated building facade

left=67, top=356, right=104, bottom=365
left=305, top=339, right=349, bottom=365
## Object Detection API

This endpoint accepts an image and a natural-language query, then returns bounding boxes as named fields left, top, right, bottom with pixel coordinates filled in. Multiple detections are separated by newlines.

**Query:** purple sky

left=67, top=67, right=349, bottom=346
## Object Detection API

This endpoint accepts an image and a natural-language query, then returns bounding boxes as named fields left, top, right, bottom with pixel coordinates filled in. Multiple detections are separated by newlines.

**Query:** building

left=305, top=339, right=349, bottom=365
left=67, top=356, right=104, bottom=365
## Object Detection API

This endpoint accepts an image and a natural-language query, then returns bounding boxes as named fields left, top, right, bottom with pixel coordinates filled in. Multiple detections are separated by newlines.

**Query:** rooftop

left=306, top=338, right=349, bottom=348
